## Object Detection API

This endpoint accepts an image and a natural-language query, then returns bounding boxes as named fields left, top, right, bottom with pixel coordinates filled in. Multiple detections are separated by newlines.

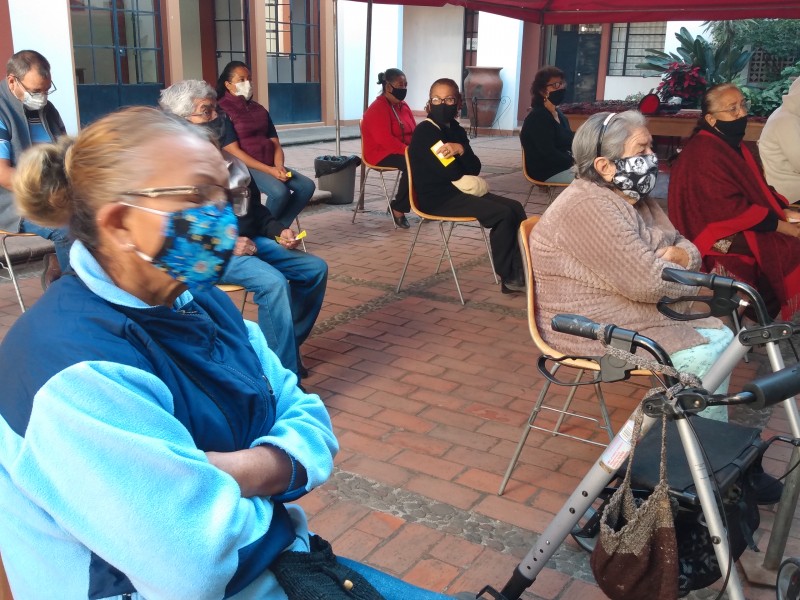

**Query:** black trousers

left=377, top=154, right=410, bottom=213
left=419, top=191, right=526, bottom=280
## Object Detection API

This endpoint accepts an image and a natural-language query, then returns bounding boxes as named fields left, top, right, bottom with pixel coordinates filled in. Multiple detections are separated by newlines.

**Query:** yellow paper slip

left=431, top=140, right=455, bottom=166
left=275, top=230, right=307, bottom=242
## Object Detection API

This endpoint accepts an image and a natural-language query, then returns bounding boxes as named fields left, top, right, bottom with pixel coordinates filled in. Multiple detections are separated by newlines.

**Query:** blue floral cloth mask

left=612, top=153, right=659, bottom=201
left=127, top=202, right=238, bottom=292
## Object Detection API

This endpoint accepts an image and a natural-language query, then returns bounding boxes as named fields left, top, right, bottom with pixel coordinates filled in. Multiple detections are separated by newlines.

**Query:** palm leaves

left=635, top=27, right=753, bottom=86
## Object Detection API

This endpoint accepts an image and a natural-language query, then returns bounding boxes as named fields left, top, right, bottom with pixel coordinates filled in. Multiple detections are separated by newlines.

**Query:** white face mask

left=22, top=91, right=48, bottom=111
left=233, top=80, right=252, bottom=100
left=12, top=78, right=48, bottom=111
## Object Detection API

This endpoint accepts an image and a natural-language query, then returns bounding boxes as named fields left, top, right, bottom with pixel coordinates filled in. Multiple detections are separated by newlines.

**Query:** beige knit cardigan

left=530, top=178, right=723, bottom=357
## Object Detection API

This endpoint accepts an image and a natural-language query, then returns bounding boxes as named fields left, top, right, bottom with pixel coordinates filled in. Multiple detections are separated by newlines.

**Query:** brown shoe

left=40, top=253, right=61, bottom=291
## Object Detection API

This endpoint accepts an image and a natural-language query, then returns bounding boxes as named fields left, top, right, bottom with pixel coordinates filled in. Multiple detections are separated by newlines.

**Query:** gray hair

left=7, top=50, right=51, bottom=80
left=158, top=79, right=216, bottom=118
left=573, top=110, right=646, bottom=184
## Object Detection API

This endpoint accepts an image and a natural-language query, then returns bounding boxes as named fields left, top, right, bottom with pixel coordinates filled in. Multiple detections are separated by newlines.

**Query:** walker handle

left=661, top=268, right=734, bottom=290
left=551, top=314, right=607, bottom=341
left=741, top=364, right=800, bottom=410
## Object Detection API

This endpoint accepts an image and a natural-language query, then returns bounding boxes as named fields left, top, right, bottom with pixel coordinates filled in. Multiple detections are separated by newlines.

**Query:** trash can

left=314, top=155, right=361, bottom=205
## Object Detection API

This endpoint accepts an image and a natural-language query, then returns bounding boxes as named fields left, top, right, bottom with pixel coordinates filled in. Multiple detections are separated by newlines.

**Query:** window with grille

left=607, top=22, right=667, bottom=77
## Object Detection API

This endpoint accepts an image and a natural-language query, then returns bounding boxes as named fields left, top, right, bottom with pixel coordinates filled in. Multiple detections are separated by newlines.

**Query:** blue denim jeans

left=338, top=557, right=457, bottom=600
left=250, top=167, right=316, bottom=228
left=221, top=238, right=327, bottom=375
left=19, top=218, right=71, bottom=271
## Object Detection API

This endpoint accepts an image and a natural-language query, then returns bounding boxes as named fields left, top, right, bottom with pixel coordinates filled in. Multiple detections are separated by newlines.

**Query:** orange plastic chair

left=521, top=149, right=569, bottom=207
left=396, top=148, right=498, bottom=305
left=499, top=216, right=652, bottom=495
left=352, top=120, right=402, bottom=228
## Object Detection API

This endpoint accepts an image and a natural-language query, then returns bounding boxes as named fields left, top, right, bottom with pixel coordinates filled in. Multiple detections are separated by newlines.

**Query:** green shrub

left=744, top=62, right=800, bottom=116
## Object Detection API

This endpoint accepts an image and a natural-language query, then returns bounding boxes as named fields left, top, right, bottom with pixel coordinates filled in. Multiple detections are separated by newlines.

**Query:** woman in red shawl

left=668, top=83, right=800, bottom=318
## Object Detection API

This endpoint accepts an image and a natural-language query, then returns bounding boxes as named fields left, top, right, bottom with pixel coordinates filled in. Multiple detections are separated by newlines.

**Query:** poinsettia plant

left=657, top=62, right=707, bottom=102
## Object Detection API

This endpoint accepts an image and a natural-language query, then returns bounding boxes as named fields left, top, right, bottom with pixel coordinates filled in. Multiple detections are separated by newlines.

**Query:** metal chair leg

left=523, top=184, right=535, bottom=208
left=436, top=221, right=465, bottom=305
left=499, top=363, right=559, bottom=495
left=1, top=234, right=27, bottom=313
left=396, top=218, right=425, bottom=294
left=352, top=165, right=368, bottom=224
left=377, top=172, right=397, bottom=229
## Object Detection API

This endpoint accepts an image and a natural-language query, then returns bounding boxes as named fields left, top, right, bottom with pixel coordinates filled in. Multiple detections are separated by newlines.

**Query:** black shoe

left=297, top=357, right=309, bottom=380
left=501, top=277, right=525, bottom=294
left=393, top=214, right=410, bottom=229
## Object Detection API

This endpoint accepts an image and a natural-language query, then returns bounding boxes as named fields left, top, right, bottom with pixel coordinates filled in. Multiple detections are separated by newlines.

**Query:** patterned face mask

left=611, top=153, right=659, bottom=202
left=127, top=202, right=238, bottom=292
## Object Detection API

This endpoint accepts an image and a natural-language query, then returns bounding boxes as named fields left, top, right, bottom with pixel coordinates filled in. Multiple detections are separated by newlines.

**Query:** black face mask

left=547, top=89, right=566, bottom=106
left=203, top=116, right=226, bottom=142
left=714, top=115, right=748, bottom=145
left=428, top=104, right=458, bottom=126
left=389, top=86, right=407, bottom=102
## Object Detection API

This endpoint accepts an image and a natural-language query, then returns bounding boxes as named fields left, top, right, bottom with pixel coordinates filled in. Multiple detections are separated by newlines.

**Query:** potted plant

left=657, top=62, right=707, bottom=108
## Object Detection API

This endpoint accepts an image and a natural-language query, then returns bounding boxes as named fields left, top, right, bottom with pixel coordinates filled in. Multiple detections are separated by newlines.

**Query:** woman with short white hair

left=530, top=110, right=731, bottom=420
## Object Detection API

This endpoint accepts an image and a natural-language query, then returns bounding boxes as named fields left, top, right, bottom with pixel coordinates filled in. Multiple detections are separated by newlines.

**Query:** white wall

left=475, top=12, right=522, bottom=132
left=402, top=5, right=464, bottom=113
left=179, top=0, right=203, bottom=81
left=338, top=1, right=403, bottom=121
left=664, top=21, right=707, bottom=56
left=604, top=75, right=661, bottom=100
left=9, top=0, right=79, bottom=134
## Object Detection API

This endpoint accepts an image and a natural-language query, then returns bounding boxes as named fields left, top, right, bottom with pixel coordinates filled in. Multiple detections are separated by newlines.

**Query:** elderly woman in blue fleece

left=0, top=107, right=462, bottom=600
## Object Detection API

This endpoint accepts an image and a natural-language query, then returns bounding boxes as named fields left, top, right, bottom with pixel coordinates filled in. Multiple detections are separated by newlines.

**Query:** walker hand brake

left=658, top=268, right=741, bottom=320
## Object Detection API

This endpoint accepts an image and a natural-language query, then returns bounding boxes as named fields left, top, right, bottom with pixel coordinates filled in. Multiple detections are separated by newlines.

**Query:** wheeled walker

left=469, top=269, right=800, bottom=600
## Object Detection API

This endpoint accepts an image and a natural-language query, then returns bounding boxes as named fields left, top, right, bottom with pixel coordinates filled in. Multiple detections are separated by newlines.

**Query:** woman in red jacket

left=361, top=68, right=416, bottom=228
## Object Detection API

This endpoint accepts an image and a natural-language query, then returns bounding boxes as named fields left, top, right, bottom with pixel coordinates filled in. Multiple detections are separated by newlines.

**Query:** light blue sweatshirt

left=0, top=241, right=338, bottom=599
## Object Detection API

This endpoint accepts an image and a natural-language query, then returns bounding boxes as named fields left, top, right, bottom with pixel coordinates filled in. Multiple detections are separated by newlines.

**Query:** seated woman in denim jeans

left=0, top=106, right=467, bottom=600
left=216, top=60, right=315, bottom=228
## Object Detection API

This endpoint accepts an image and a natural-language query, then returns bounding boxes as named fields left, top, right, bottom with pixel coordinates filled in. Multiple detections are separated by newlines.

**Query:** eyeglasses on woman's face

left=187, top=103, right=218, bottom=121
left=546, top=80, right=566, bottom=91
left=119, top=185, right=250, bottom=217
left=430, top=96, right=458, bottom=106
left=712, top=98, right=751, bottom=119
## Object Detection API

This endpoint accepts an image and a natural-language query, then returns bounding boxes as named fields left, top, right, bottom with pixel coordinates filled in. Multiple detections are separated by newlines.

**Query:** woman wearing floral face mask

left=216, top=61, right=315, bottom=228
left=520, top=66, right=575, bottom=184
left=361, top=68, right=417, bottom=228
left=669, top=83, right=800, bottom=319
left=0, top=106, right=466, bottom=600
left=529, top=110, right=732, bottom=421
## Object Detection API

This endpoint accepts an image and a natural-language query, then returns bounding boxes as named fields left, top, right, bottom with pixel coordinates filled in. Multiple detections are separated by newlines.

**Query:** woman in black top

left=408, top=78, right=527, bottom=293
left=520, top=66, right=574, bottom=183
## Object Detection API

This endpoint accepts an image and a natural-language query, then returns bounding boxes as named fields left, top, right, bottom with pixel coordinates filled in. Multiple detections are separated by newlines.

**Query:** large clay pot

left=463, top=66, right=503, bottom=128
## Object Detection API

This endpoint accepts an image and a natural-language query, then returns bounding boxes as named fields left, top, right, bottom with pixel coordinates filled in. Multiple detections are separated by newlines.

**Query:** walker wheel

left=777, top=557, right=800, bottom=600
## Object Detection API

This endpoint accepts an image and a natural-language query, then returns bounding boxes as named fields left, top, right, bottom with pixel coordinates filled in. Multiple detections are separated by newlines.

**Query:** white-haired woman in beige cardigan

left=529, top=110, right=731, bottom=421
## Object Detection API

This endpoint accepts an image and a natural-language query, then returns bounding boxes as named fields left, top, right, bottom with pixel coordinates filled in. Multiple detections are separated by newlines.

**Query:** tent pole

left=363, top=0, right=373, bottom=112
left=356, top=0, right=373, bottom=208
left=333, top=0, right=341, bottom=155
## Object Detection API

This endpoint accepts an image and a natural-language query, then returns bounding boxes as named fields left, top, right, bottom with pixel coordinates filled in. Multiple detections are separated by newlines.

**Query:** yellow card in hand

left=275, top=230, right=307, bottom=242
left=431, top=141, right=455, bottom=166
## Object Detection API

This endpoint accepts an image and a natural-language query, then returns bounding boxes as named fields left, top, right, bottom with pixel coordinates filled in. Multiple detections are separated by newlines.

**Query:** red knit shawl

left=668, top=130, right=800, bottom=318
left=218, top=92, right=277, bottom=167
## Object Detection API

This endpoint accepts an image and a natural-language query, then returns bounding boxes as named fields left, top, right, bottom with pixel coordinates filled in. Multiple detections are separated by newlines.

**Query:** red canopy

left=356, top=0, right=800, bottom=24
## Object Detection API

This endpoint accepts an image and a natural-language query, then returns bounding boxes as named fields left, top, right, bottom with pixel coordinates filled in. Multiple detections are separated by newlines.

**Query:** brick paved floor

left=1, top=133, right=799, bottom=599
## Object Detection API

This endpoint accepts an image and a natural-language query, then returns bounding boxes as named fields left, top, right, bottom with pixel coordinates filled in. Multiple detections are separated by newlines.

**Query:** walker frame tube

left=494, top=333, right=800, bottom=600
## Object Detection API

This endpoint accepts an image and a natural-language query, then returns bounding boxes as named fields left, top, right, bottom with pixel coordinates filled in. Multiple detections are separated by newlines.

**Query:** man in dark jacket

left=0, top=50, right=71, bottom=288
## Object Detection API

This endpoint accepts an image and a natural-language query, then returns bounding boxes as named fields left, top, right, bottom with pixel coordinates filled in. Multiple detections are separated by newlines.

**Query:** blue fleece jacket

left=0, top=241, right=338, bottom=599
